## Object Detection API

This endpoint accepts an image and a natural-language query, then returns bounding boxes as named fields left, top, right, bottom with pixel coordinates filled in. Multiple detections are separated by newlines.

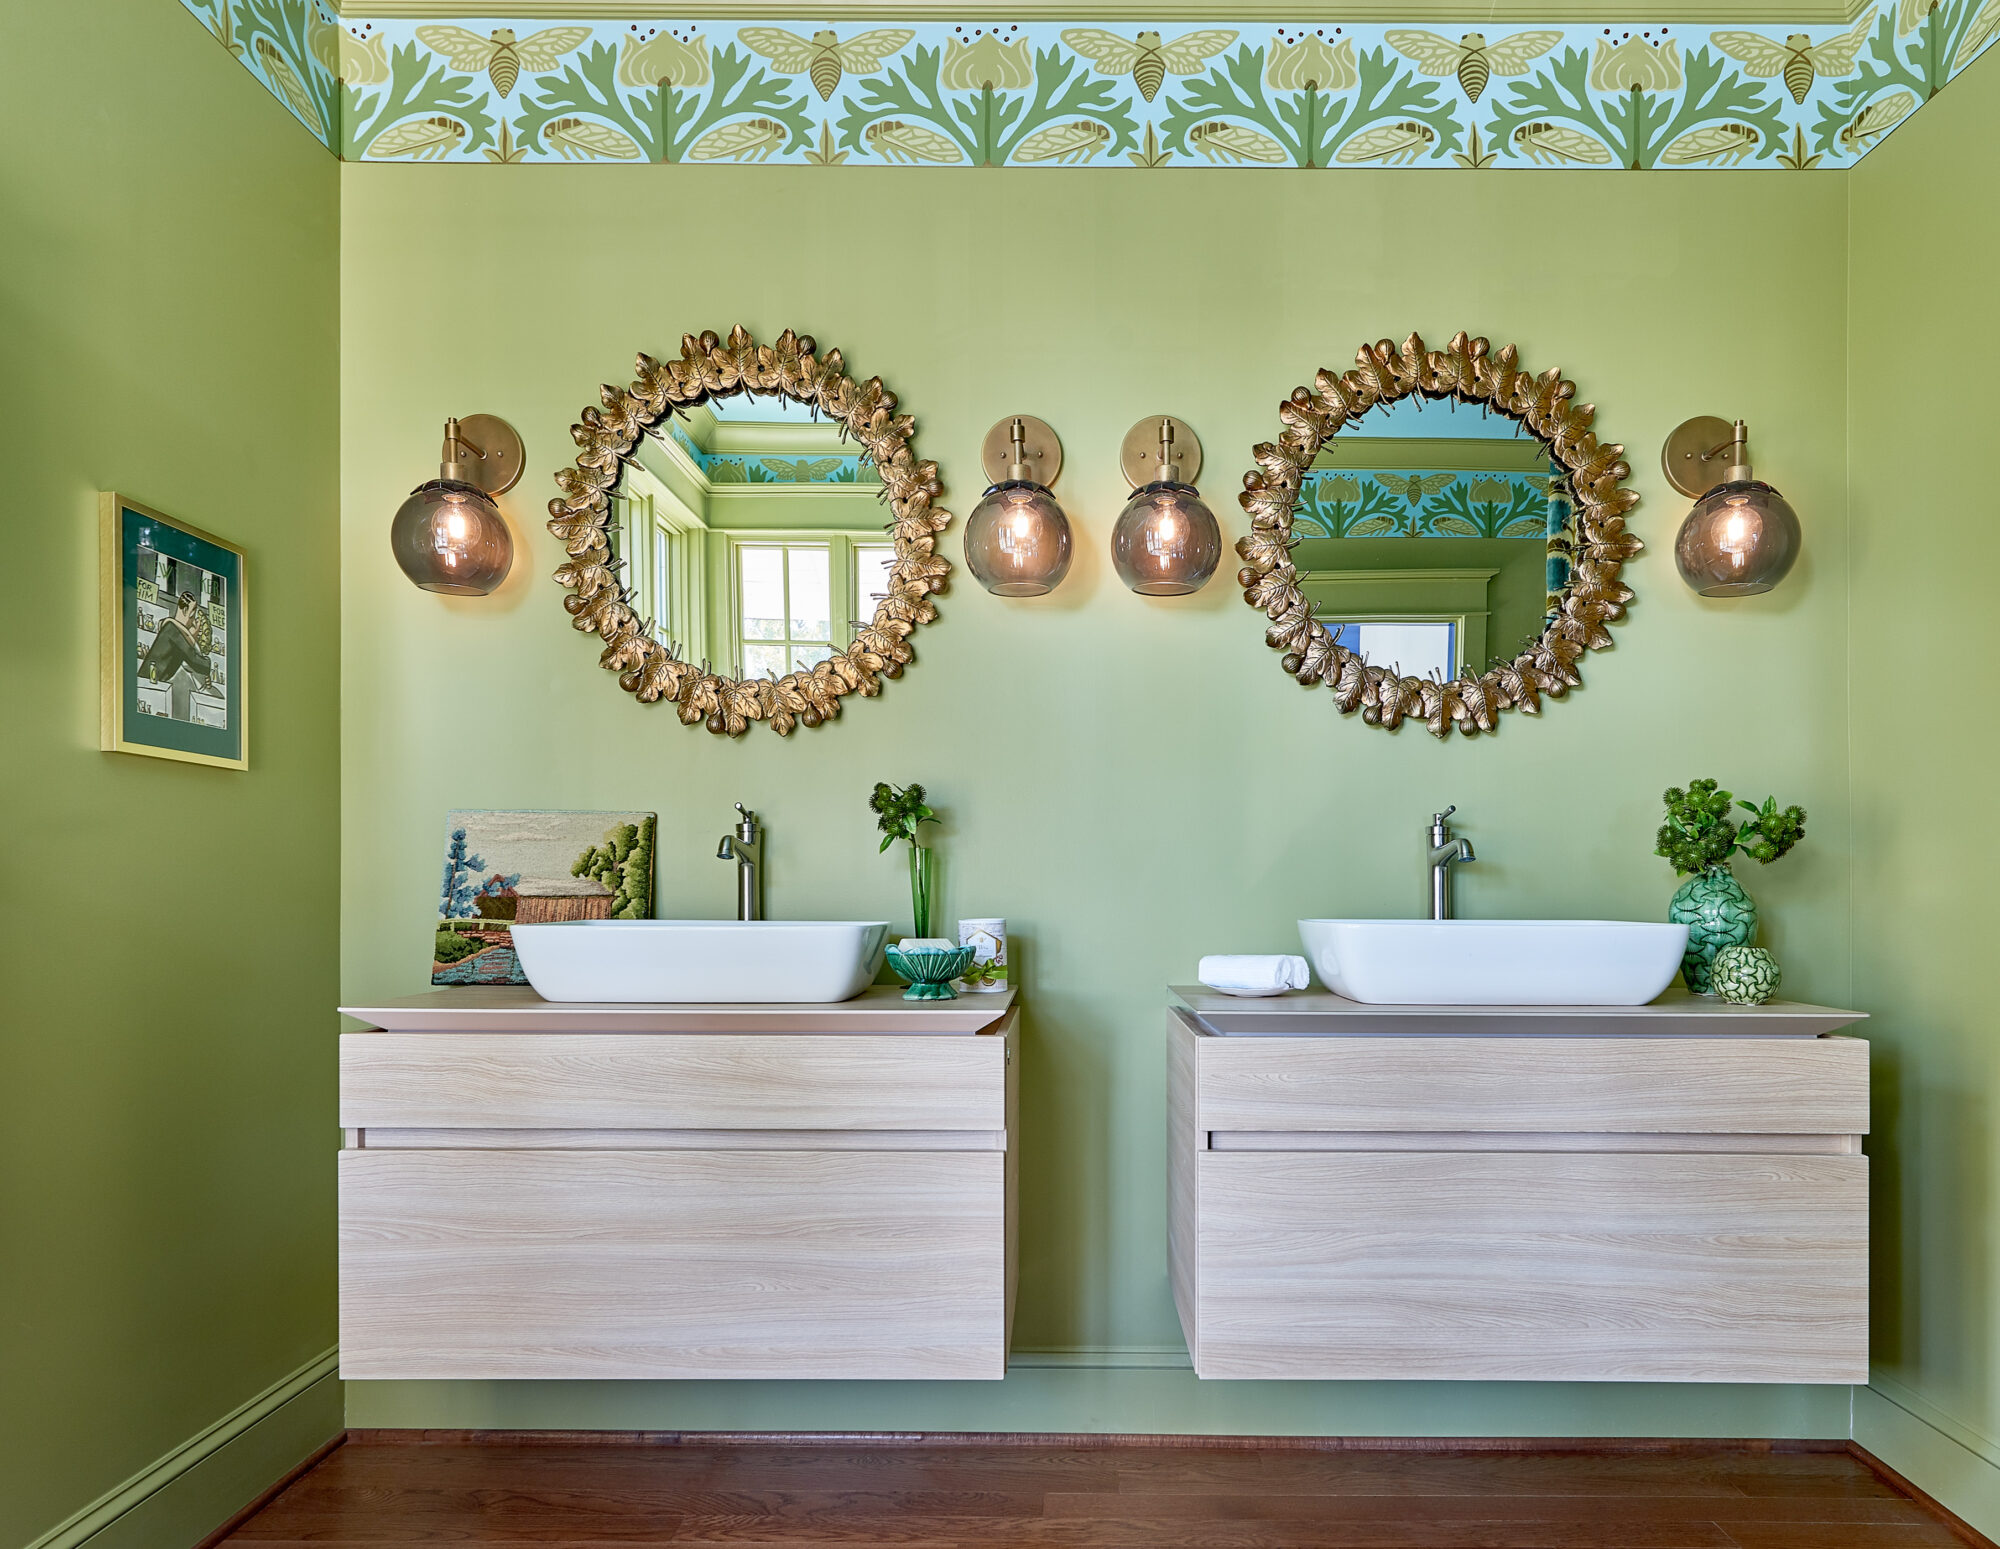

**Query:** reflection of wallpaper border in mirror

left=620, top=448, right=892, bottom=682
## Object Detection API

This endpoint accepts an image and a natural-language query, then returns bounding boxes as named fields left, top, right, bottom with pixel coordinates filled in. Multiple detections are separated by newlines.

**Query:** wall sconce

left=964, top=415, right=1072, bottom=597
left=1112, top=416, right=1221, bottom=596
left=390, top=414, right=524, bottom=596
left=1662, top=416, right=1800, bottom=598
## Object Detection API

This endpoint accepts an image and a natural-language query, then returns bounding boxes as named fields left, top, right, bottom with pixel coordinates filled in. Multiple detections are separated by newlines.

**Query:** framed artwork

left=99, top=493, right=247, bottom=769
left=432, top=810, right=657, bottom=985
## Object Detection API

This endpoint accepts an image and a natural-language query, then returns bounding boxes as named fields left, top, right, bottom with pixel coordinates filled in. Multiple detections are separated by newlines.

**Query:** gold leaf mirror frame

left=548, top=325, right=951, bottom=737
left=1235, top=331, right=1642, bottom=739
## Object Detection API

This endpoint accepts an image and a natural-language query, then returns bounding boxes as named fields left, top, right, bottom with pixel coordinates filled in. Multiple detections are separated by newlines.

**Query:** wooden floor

left=218, top=1436, right=1983, bottom=1548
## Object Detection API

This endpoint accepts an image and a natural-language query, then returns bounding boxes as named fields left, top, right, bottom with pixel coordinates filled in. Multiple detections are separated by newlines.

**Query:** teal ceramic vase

left=1711, top=945, right=1782, bottom=1005
left=884, top=943, right=975, bottom=1001
left=1669, top=865, right=1757, bottom=994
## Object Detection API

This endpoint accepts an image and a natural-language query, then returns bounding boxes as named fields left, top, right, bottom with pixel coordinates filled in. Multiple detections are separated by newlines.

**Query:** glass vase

left=1669, top=864, right=1758, bottom=994
left=907, top=842, right=936, bottom=940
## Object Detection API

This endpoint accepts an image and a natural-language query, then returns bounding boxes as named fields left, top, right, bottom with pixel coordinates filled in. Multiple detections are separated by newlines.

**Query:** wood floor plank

left=664, top=1517, right=1738, bottom=1548
left=1049, top=1492, right=1941, bottom=1526
left=218, top=1439, right=1977, bottom=1549
left=1716, top=1525, right=1971, bottom=1548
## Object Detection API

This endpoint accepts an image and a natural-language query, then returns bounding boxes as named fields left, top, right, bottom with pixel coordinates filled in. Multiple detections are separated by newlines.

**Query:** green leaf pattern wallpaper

left=1294, top=467, right=1563, bottom=539
left=184, top=0, right=1997, bottom=166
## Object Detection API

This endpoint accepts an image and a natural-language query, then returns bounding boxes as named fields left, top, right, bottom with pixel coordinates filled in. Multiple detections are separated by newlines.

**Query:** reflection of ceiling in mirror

left=706, top=393, right=829, bottom=425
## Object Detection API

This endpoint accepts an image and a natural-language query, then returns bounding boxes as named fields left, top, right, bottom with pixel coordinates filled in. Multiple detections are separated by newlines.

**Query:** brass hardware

left=979, top=414, right=1061, bottom=488
left=548, top=325, right=952, bottom=736
left=449, top=413, right=526, bottom=495
left=1234, top=330, right=1641, bottom=740
left=1661, top=414, right=1741, bottom=498
left=1119, top=414, right=1202, bottom=487
left=393, top=413, right=522, bottom=596
left=1665, top=417, right=1799, bottom=597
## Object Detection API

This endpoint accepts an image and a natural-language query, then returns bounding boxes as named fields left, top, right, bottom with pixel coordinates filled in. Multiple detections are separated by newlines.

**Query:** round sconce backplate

left=457, top=413, right=526, bottom=496
left=1661, top=415, right=1737, bottom=499
left=1119, top=415, right=1202, bottom=488
left=979, top=415, right=1062, bottom=489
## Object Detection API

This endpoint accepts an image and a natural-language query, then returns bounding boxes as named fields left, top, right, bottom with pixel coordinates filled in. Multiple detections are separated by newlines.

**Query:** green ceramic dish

left=883, top=943, right=976, bottom=1001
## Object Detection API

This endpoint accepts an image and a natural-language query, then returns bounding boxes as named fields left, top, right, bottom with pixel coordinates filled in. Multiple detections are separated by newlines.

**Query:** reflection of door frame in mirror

left=617, top=466, right=710, bottom=667
left=1237, top=331, right=1640, bottom=740
left=551, top=326, right=951, bottom=737
left=1300, top=565, right=1501, bottom=679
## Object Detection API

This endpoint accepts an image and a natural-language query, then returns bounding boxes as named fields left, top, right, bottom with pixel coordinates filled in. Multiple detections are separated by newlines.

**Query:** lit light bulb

left=1112, top=482, right=1220, bottom=596
left=965, top=480, right=1072, bottom=596
left=1674, top=482, right=1798, bottom=597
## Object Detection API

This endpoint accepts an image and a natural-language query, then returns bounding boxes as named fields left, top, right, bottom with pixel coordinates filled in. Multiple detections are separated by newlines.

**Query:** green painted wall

left=1848, top=51, right=2000, bottom=1541
left=341, top=163, right=1854, bottom=1437
left=0, top=3, right=342, bottom=1545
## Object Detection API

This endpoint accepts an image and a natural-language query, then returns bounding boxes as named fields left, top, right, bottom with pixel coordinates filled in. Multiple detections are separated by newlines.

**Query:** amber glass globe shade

left=1111, top=480, right=1221, bottom=596
left=1673, top=479, right=1799, bottom=598
left=391, top=479, right=514, bottom=595
left=964, top=480, right=1073, bottom=597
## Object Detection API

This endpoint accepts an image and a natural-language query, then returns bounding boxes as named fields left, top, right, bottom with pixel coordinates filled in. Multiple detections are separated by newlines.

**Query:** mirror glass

left=611, top=393, right=898, bottom=682
left=1291, top=394, right=1570, bottom=683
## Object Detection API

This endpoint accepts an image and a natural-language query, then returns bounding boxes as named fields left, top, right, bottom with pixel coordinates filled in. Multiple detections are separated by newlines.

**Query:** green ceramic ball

left=1710, top=945, right=1781, bottom=1005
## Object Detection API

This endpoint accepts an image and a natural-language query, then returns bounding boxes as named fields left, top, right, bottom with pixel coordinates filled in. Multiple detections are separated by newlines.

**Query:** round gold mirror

left=1236, top=331, right=1640, bottom=739
left=549, top=325, right=951, bottom=736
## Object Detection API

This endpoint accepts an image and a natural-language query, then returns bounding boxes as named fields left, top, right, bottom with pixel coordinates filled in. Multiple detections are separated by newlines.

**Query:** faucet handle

left=734, top=802, right=756, bottom=826
left=1432, top=804, right=1456, bottom=826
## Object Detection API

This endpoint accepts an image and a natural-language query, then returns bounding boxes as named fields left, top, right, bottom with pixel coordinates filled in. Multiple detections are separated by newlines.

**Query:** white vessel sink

left=1298, top=919, right=1688, bottom=1006
left=510, top=920, right=889, bottom=1004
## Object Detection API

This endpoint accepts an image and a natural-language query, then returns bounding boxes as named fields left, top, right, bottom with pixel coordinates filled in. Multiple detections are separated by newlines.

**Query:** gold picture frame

left=549, top=325, right=951, bottom=737
left=1236, top=331, right=1641, bottom=740
left=99, top=493, right=249, bottom=769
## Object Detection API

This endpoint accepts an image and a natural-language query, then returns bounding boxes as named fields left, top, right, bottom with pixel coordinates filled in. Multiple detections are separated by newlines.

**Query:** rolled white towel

left=1197, top=954, right=1311, bottom=996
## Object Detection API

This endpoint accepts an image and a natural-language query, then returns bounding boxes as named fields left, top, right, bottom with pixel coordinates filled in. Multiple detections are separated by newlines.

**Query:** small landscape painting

left=432, top=809, right=656, bottom=986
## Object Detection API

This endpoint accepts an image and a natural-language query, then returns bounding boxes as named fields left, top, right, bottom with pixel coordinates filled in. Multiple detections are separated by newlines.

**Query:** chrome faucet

left=716, top=803, right=763, bottom=921
left=1427, top=805, right=1476, bottom=921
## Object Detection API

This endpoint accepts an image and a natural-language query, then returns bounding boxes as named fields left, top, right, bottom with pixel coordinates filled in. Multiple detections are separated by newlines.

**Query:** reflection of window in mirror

left=854, top=543, right=894, bottom=619
left=738, top=543, right=834, bottom=679
left=1327, top=620, right=1458, bottom=682
left=730, top=535, right=896, bottom=679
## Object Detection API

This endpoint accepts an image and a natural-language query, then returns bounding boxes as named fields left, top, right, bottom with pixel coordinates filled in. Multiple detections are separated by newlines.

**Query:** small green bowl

left=884, top=943, right=976, bottom=1001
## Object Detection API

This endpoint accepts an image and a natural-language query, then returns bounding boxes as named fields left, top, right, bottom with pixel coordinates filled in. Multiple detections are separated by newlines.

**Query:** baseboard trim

left=26, top=1348, right=339, bottom=1549
left=1873, top=1371, right=2000, bottom=1471
left=1851, top=1439, right=2000, bottom=1548
left=344, top=1427, right=1852, bottom=1453
left=190, top=1433, right=345, bottom=1549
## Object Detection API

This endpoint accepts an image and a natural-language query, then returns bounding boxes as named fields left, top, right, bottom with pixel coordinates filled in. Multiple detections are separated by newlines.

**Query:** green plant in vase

left=870, top=780, right=939, bottom=939
left=1656, top=779, right=1806, bottom=994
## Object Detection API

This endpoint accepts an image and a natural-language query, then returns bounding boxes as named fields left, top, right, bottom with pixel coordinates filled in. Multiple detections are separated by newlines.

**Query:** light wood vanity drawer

left=1196, top=1034, right=1869, bottom=1135
left=340, top=1030, right=1004, bottom=1132
left=1194, top=1150, right=1867, bottom=1382
left=338, top=1147, right=1006, bottom=1379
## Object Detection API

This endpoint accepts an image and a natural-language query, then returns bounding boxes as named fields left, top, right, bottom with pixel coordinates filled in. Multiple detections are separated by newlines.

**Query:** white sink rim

left=511, top=918, right=890, bottom=1004
left=1297, top=918, right=1688, bottom=1007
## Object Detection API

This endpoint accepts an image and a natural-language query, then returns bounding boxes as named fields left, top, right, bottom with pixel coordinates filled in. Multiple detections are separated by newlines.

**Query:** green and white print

left=180, top=1, right=2000, bottom=167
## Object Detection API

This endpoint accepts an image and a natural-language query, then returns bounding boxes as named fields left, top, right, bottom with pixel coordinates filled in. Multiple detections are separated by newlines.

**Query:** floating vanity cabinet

left=337, top=986, right=1017, bottom=1380
left=1167, top=988, right=1869, bottom=1383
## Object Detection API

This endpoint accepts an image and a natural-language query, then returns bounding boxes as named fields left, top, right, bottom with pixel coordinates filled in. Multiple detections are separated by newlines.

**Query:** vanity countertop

left=1170, top=985, right=1864, bottom=1038
left=342, top=984, right=1015, bottom=1035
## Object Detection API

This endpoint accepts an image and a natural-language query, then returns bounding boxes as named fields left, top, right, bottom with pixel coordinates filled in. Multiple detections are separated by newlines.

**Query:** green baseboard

left=25, top=1349, right=342, bottom=1549
left=1854, top=1381, right=2000, bottom=1544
